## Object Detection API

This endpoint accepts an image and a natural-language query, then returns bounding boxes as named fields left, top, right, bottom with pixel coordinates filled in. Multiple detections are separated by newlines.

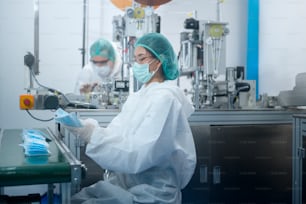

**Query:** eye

left=139, top=57, right=146, bottom=62
left=133, top=57, right=145, bottom=63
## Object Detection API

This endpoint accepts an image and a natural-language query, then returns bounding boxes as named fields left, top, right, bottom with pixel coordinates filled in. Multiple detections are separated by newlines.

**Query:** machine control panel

left=19, top=94, right=59, bottom=110
left=20, top=94, right=35, bottom=109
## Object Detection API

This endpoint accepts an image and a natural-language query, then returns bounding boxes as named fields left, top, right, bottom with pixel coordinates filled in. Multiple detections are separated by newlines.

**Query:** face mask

left=132, top=60, right=159, bottom=84
left=55, top=108, right=83, bottom=127
left=23, top=129, right=47, bottom=141
left=93, top=65, right=111, bottom=78
left=21, top=129, right=50, bottom=156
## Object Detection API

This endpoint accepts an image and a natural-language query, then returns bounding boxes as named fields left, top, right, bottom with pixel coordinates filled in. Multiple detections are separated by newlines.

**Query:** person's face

left=134, top=47, right=160, bottom=72
left=91, top=56, right=114, bottom=68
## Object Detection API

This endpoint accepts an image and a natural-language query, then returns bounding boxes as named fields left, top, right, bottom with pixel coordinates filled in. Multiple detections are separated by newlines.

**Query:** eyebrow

left=134, top=53, right=147, bottom=58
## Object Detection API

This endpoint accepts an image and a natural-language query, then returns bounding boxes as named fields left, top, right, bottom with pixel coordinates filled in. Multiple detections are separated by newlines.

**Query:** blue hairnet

left=135, top=33, right=179, bottom=80
left=90, top=38, right=116, bottom=62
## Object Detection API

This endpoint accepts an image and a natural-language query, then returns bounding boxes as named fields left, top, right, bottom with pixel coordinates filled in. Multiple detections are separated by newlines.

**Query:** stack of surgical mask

left=54, top=108, right=83, bottom=127
left=20, top=129, right=50, bottom=156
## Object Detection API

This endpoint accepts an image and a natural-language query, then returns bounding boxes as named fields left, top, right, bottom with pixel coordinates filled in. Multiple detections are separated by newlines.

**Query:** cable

left=24, top=52, right=70, bottom=109
left=26, top=109, right=54, bottom=122
left=29, top=68, right=70, bottom=105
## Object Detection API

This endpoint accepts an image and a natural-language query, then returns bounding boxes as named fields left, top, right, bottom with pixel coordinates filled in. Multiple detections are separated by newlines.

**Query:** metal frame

left=33, top=0, right=39, bottom=75
left=46, top=128, right=83, bottom=203
left=189, top=109, right=300, bottom=125
left=292, top=114, right=306, bottom=204
left=74, top=108, right=304, bottom=126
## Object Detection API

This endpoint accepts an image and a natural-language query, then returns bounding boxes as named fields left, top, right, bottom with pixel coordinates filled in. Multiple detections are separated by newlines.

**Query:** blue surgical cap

left=90, top=38, right=116, bottom=62
left=135, top=33, right=179, bottom=80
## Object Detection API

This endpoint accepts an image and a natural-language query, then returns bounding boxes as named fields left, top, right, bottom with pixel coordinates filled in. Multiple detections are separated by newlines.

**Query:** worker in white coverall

left=74, top=38, right=121, bottom=94
left=69, top=32, right=197, bottom=204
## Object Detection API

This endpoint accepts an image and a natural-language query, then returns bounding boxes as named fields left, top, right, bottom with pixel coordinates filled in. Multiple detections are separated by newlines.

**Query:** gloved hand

left=80, top=83, right=98, bottom=94
left=65, top=118, right=99, bottom=143
left=55, top=108, right=83, bottom=127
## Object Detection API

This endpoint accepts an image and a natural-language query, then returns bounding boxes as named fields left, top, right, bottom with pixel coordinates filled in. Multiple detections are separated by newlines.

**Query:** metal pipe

left=80, top=0, right=88, bottom=68
left=29, top=65, right=33, bottom=89
left=216, top=0, right=223, bottom=22
left=194, top=70, right=200, bottom=109
left=33, top=0, right=39, bottom=75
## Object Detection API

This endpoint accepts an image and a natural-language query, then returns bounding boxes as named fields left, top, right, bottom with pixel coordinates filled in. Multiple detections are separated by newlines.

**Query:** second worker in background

left=75, top=38, right=121, bottom=94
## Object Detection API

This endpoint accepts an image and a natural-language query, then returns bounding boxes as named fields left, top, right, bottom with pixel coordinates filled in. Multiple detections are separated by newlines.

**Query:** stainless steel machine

left=178, top=17, right=256, bottom=110
left=173, top=6, right=306, bottom=201
left=68, top=108, right=305, bottom=203
left=292, top=114, right=306, bottom=204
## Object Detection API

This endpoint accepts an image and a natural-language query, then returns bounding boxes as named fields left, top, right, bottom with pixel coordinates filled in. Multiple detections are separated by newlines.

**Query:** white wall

left=0, top=0, right=84, bottom=129
left=259, top=0, right=306, bottom=95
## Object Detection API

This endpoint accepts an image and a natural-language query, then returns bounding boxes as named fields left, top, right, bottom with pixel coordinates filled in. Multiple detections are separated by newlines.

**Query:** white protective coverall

left=71, top=81, right=197, bottom=204
left=74, top=42, right=121, bottom=94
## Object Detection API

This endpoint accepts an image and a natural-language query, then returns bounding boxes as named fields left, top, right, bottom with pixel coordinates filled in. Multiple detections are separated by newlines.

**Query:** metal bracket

left=298, top=147, right=305, bottom=159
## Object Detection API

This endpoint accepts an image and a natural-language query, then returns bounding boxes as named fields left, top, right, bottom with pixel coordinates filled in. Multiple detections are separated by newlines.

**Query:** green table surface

left=0, top=129, right=71, bottom=186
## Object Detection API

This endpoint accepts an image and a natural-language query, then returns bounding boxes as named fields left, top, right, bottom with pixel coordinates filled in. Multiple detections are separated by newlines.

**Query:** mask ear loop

left=149, top=59, right=160, bottom=76
left=151, top=66, right=160, bottom=76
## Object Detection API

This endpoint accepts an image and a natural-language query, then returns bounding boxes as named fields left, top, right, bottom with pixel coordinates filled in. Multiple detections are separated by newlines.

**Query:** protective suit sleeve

left=86, top=93, right=181, bottom=174
left=74, top=64, right=92, bottom=94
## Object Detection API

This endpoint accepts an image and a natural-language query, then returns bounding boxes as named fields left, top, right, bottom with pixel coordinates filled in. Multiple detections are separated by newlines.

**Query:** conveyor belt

left=0, top=129, right=71, bottom=186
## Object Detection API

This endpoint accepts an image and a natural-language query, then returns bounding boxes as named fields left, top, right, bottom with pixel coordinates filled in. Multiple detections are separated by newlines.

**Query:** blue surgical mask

left=21, top=129, right=50, bottom=156
left=55, top=108, right=83, bottom=127
left=132, top=60, right=159, bottom=84
left=23, top=129, right=48, bottom=140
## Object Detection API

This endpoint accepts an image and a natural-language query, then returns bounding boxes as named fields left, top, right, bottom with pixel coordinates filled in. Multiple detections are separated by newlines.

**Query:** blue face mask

left=21, top=129, right=50, bottom=156
left=55, top=108, right=83, bottom=127
left=132, top=60, right=159, bottom=84
left=23, top=129, right=48, bottom=141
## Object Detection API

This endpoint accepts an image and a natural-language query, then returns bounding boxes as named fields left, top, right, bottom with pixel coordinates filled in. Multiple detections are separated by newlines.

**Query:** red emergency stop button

left=20, top=94, right=35, bottom=109
left=24, top=98, right=31, bottom=106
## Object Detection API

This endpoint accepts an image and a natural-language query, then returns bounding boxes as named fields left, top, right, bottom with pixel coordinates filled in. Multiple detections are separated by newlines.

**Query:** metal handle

left=213, top=166, right=221, bottom=184
left=200, top=165, right=208, bottom=183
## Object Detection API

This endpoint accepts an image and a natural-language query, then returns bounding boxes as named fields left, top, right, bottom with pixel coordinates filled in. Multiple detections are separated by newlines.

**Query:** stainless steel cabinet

left=183, top=124, right=293, bottom=203
left=292, top=114, right=306, bottom=204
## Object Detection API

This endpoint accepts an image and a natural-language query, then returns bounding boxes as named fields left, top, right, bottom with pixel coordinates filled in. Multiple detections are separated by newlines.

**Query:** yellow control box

left=20, top=94, right=35, bottom=109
